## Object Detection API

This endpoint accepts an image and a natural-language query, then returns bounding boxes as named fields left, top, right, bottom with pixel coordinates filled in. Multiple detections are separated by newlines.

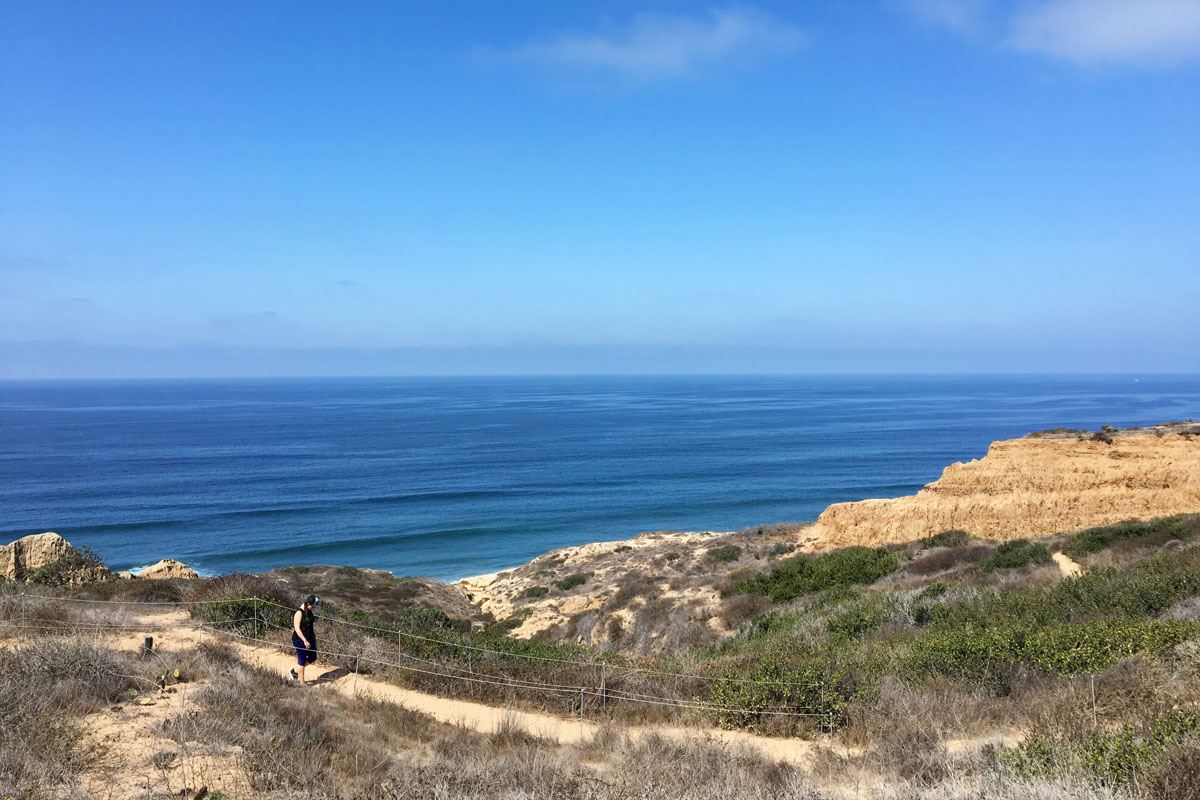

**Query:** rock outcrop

left=808, top=429, right=1200, bottom=547
left=138, top=558, right=199, bottom=580
left=1, top=532, right=74, bottom=580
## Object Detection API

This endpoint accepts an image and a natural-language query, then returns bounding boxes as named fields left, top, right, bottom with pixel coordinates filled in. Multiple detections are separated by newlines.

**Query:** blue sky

left=2, top=1, right=1199, bottom=374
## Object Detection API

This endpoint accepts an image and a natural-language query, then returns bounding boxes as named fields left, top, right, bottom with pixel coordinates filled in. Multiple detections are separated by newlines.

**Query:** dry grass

left=158, top=645, right=831, bottom=799
left=840, top=676, right=1009, bottom=748
left=0, top=637, right=146, bottom=799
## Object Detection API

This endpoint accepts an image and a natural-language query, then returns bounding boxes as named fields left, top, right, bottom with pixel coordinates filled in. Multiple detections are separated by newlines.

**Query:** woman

left=289, top=594, right=319, bottom=684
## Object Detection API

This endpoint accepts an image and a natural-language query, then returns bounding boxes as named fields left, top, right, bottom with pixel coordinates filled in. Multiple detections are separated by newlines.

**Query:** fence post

left=397, top=630, right=401, bottom=670
left=1091, top=674, right=1097, bottom=727
left=601, top=661, right=607, bottom=713
left=580, top=687, right=585, bottom=740
left=354, top=655, right=360, bottom=699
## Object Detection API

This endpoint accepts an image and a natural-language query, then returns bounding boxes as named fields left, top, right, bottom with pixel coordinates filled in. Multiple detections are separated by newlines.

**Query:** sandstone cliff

left=1, top=532, right=73, bottom=580
left=138, top=558, right=199, bottom=580
left=808, top=427, right=1200, bottom=547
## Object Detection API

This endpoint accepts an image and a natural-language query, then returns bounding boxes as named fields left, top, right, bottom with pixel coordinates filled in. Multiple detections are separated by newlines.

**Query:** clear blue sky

left=2, top=1, right=1199, bottom=373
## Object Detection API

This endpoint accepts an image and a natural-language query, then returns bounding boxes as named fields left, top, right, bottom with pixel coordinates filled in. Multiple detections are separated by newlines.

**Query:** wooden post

left=1091, top=675, right=1098, bottom=727
left=354, top=655, right=360, bottom=699
left=579, top=688, right=585, bottom=740
left=142, top=636, right=154, bottom=658
left=601, top=661, right=606, bottom=713
left=253, top=597, right=259, bottom=640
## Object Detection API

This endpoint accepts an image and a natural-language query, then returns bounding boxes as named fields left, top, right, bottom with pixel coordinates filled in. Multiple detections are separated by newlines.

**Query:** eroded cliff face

left=808, top=431, right=1200, bottom=547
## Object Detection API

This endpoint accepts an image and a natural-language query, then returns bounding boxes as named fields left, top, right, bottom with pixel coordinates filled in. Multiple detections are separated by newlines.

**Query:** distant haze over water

left=2, top=375, right=1197, bottom=581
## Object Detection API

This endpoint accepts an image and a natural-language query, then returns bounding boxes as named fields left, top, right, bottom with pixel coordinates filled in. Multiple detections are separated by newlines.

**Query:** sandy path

left=1052, top=551, right=1083, bottom=577
left=106, top=609, right=837, bottom=765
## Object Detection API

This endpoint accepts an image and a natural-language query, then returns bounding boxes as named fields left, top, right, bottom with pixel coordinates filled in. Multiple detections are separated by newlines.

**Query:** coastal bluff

left=809, top=425, right=1200, bottom=547
left=456, top=423, right=1199, bottom=652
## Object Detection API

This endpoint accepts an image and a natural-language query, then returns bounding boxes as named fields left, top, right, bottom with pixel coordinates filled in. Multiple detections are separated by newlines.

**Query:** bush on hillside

left=921, top=530, right=970, bottom=548
left=26, top=545, right=107, bottom=586
left=519, top=585, right=550, bottom=600
left=826, top=595, right=887, bottom=639
left=981, top=539, right=1052, bottom=571
left=999, top=711, right=1200, bottom=787
left=725, top=547, right=901, bottom=603
left=554, top=573, right=588, bottom=591
left=707, top=545, right=743, bottom=564
left=1064, top=514, right=1197, bottom=560
left=767, top=542, right=795, bottom=559
left=903, top=619, right=1200, bottom=684
left=188, top=573, right=295, bottom=637
left=737, top=522, right=805, bottom=537
left=902, top=545, right=990, bottom=578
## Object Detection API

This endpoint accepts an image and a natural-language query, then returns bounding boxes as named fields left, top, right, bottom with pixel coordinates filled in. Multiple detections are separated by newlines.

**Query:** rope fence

left=0, top=592, right=839, bottom=734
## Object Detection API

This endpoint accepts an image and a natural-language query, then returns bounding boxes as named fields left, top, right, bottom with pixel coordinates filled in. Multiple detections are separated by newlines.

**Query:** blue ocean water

left=1, top=375, right=1197, bottom=581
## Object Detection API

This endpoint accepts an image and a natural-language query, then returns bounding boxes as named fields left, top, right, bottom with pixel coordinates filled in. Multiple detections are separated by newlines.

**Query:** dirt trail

left=106, top=609, right=838, bottom=766
left=1052, top=551, right=1084, bottom=578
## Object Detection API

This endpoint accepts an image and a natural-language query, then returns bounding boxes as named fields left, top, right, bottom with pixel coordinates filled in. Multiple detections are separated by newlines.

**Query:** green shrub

left=767, top=542, right=795, bottom=559
left=1021, top=620, right=1199, bottom=676
left=388, top=606, right=471, bottom=635
left=902, top=627, right=1018, bottom=687
left=553, top=573, right=588, bottom=591
left=706, top=657, right=850, bottom=729
left=1029, top=427, right=1085, bottom=437
left=664, top=551, right=681, bottom=562
left=1064, top=515, right=1195, bottom=560
left=826, top=597, right=887, bottom=639
left=982, top=539, right=1053, bottom=571
left=188, top=574, right=295, bottom=636
left=726, top=547, right=901, bottom=603
left=927, top=548, right=1200, bottom=634
left=26, top=545, right=107, bottom=586
left=921, top=530, right=970, bottom=548
left=738, top=610, right=792, bottom=640
left=999, top=711, right=1200, bottom=786
left=915, top=581, right=949, bottom=602
left=483, top=609, right=531, bottom=636
left=519, top=585, right=549, bottom=600
left=903, top=619, right=1200, bottom=683
left=707, top=545, right=743, bottom=564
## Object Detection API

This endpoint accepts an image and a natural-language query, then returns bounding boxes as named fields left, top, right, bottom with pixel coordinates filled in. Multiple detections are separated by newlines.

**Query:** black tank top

left=297, top=608, right=316, bottom=643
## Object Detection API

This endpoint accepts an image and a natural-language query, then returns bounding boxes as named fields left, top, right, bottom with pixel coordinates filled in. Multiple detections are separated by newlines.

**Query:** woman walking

left=290, top=595, right=319, bottom=684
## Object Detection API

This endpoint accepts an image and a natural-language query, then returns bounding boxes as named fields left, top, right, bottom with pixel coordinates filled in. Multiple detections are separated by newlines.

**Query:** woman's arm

left=293, top=609, right=309, bottom=646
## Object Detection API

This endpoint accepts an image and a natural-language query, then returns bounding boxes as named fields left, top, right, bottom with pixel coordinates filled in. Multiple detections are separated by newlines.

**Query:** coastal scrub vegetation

left=25, top=544, right=107, bottom=587
left=706, top=544, right=743, bottom=563
left=1064, top=514, right=1197, bottom=561
left=921, top=529, right=970, bottom=548
left=980, top=538, right=1053, bottom=571
left=553, top=573, right=589, bottom=591
left=723, top=546, right=902, bottom=602
left=4, top=513, right=1200, bottom=797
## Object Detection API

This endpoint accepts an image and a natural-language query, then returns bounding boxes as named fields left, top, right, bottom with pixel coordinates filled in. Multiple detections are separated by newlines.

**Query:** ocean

left=1, top=375, right=1197, bottom=581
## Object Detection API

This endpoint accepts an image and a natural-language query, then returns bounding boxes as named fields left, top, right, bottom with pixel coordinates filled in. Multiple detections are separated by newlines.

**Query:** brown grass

left=0, top=637, right=146, bottom=798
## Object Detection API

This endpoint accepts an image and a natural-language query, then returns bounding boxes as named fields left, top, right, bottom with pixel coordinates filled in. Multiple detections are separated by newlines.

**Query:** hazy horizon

left=2, top=339, right=1196, bottom=380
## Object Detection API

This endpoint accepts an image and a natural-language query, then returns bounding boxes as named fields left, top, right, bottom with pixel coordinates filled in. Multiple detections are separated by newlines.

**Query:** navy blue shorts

left=292, top=638, right=317, bottom=666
